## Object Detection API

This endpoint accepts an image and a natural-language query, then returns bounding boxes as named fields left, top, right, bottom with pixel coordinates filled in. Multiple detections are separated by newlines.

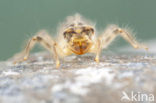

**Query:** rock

left=0, top=52, right=156, bottom=103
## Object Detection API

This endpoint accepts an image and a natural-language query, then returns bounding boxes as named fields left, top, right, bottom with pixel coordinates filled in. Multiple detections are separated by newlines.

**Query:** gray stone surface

left=0, top=52, right=156, bottom=103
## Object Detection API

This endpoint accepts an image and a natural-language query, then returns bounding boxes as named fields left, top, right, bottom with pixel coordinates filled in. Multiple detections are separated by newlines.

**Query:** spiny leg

left=52, top=43, right=60, bottom=68
left=88, top=38, right=102, bottom=63
left=14, top=30, right=60, bottom=68
left=94, top=38, right=101, bottom=63
left=94, top=24, right=148, bottom=62
left=99, top=24, right=148, bottom=50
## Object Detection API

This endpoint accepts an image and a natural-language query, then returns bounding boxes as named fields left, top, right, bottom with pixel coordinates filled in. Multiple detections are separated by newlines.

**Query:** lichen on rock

left=0, top=52, right=156, bottom=103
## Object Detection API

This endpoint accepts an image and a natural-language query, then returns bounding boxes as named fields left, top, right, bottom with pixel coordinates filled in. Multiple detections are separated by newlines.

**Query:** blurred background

left=0, top=0, right=156, bottom=60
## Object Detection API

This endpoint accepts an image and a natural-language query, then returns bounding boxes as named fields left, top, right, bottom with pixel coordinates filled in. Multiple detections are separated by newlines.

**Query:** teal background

left=0, top=0, right=156, bottom=60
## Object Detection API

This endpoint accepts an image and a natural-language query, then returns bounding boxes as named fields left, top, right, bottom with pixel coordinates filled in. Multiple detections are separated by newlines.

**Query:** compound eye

left=90, top=28, right=94, bottom=34
left=87, top=30, right=92, bottom=36
left=64, top=32, right=73, bottom=41
left=85, top=28, right=94, bottom=36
